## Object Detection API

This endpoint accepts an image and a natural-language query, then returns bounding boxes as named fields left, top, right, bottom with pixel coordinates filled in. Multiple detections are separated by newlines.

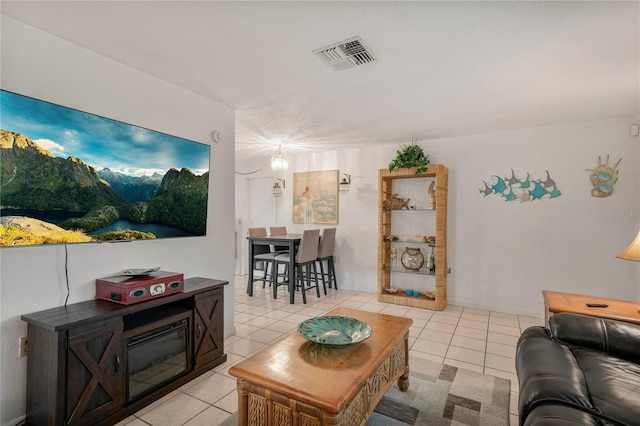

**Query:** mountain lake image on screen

left=0, top=90, right=211, bottom=247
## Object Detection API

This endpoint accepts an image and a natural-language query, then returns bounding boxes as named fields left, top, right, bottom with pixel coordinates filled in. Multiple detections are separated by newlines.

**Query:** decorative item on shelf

left=383, top=193, right=410, bottom=210
left=401, top=247, right=424, bottom=272
left=428, top=181, right=436, bottom=209
left=272, top=178, right=286, bottom=198
left=339, top=173, right=352, bottom=195
left=389, top=247, right=398, bottom=268
left=385, top=286, right=399, bottom=294
left=427, top=253, right=436, bottom=273
left=388, top=140, right=430, bottom=176
left=427, top=246, right=436, bottom=273
left=398, top=235, right=427, bottom=243
left=426, top=235, right=436, bottom=244
left=405, top=289, right=413, bottom=296
left=422, top=290, right=436, bottom=300
left=384, top=235, right=399, bottom=242
left=271, top=145, right=288, bottom=171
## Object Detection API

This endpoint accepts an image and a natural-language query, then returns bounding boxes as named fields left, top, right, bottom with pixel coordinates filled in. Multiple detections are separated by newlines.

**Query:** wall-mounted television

left=0, top=90, right=210, bottom=247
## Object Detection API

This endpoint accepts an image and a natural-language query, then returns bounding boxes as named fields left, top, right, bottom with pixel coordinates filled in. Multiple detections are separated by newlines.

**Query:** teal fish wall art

left=586, top=154, right=621, bottom=198
left=479, top=169, right=561, bottom=203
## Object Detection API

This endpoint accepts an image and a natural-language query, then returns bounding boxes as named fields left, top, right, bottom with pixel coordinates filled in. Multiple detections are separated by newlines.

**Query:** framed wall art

left=292, top=170, right=338, bottom=224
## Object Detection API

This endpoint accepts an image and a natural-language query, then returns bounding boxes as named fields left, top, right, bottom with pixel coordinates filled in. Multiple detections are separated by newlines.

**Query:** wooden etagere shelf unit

left=377, top=165, right=448, bottom=310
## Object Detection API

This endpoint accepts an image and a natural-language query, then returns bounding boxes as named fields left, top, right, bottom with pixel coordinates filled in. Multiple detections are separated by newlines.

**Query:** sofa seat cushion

left=573, top=348, right=640, bottom=425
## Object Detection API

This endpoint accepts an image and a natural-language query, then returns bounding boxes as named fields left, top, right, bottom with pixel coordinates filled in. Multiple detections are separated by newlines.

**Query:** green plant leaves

left=388, top=143, right=430, bottom=175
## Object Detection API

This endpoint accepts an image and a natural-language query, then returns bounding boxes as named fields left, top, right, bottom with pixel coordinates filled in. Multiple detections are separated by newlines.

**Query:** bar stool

left=270, top=226, right=289, bottom=284
left=316, top=228, right=337, bottom=290
left=247, top=227, right=278, bottom=294
left=270, top=226, right=289, bottom=253
left=273, top=229, right=321, bottom=304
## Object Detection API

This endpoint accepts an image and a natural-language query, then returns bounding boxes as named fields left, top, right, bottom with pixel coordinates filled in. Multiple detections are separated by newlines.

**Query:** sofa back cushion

left=550, top=313, right=640, bottom=365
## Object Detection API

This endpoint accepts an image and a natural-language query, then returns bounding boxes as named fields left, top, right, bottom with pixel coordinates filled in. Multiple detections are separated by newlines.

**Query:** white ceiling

left=2, top=1, right=639, bottom=162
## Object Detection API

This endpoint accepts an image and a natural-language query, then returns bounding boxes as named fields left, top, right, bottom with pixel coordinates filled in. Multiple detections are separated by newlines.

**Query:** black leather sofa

left=516, top=312, right=640, bottom=426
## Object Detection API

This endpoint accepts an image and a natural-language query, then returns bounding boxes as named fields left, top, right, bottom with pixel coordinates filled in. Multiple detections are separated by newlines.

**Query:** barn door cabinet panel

left=66, top=318, right=125, bottom=426
left=22, top=277, right=227, bottom=426
left=193, top=287, right=224, bottom=368
left=377, top=165, right=448, bottom=310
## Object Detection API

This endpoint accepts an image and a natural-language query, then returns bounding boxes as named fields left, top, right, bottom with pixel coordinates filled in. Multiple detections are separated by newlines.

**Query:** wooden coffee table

left=229, top=307, right=413, bottom=426
left=542, top=290, right=640, bottom=326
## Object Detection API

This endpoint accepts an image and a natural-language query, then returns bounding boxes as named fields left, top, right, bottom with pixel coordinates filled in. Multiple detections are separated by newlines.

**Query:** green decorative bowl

left=297, top=316, right=372, bottom=346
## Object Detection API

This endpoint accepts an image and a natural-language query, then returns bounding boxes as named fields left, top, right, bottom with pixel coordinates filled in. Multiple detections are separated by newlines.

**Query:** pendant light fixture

left=271, top=145, right=288, bottom=172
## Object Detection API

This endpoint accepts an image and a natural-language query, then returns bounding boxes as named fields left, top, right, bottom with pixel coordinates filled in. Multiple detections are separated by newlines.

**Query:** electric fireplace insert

left=124, top=306, right=192, bottom=402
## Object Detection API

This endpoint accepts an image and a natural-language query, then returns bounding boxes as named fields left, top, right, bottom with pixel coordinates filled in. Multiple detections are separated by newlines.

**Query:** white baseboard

left=2, top=415, right=25, bottom=426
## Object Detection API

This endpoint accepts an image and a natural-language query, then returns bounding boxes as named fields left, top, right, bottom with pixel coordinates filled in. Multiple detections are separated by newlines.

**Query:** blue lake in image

left=0, top=208, right=86, bottom=224
left=89, top=220, right=196, bottom=238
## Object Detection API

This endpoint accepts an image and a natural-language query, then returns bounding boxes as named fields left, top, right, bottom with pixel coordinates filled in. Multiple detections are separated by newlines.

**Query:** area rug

left=222, top=357, right=510, bottom=426
left=367, top=357, right=510, bottom=425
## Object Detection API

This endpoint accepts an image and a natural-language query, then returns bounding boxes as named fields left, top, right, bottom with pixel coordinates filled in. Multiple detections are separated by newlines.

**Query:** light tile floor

left=116, top=275, right=544, bottom=426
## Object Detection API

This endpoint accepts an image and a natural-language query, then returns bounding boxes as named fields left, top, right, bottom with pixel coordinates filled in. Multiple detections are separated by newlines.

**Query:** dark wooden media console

left=21, top=277, right=228, bottom=426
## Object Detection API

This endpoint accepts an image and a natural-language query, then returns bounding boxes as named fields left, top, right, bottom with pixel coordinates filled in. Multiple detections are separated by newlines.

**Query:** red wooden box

left=96, top=271, right=184, bottom=305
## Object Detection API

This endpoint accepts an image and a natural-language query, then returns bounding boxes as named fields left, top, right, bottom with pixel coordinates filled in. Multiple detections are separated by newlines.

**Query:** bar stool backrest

left=270, top=226, right=288, bottom=252
left=270, top=226, right=287, bottom=236
left=249, top=227, right=267, bottom=237
left=249, top=227, right=270, bottom=255
left=318, top=228, right=336, bottom=259
left=296, top=229, right=320, bottom=264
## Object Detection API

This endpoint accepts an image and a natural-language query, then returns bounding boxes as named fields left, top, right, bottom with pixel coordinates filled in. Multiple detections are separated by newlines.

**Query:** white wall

left=0, top=17, right=236, bottom=426
left=237, top=117, right=640, bottom=317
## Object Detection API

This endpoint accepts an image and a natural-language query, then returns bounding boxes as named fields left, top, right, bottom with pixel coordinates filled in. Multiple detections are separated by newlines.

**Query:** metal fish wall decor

left=479, top=169, right=562, bottom=203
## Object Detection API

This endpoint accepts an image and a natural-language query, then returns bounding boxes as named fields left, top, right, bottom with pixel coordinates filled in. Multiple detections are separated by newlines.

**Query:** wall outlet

left=19, top=336, right=28, bottom=357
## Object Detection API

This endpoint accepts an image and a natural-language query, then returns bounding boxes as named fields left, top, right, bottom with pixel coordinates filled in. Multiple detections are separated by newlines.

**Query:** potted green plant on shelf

left=388, top=141, right=430, bottom=176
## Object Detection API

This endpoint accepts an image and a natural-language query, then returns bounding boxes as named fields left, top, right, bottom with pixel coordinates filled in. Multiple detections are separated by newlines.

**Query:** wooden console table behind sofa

left=542, top=290, right=640, bottom=326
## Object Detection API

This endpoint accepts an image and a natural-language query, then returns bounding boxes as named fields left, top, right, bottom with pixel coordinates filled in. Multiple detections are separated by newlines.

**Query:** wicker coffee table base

left=236, top=333, right=409, bottom=426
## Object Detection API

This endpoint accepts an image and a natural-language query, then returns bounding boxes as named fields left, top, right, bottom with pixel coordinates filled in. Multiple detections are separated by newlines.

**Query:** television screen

left=0, top=90, right=210, bottom=247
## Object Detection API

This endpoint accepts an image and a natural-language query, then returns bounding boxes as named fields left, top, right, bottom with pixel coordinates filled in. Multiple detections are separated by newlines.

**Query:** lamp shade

left=272, top=178, right=285, bottom=198
left=617, top=230, right=640, bottom=262
left=339, top=179, right=350, bottom=195
left=339, top=174, right=351, bottom=195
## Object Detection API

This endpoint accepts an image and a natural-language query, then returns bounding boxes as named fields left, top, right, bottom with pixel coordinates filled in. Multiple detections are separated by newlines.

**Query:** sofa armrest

left=516, top=326, right=595, bottom=422
left=549, top=313, right=640, bottom=365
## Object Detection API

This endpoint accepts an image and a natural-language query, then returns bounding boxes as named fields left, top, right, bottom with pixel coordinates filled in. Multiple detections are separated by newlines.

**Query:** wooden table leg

left=247, top=241, right=255, bottom=296
left=236, top=380, right=248, bottom=426
left=398, top=331, right=410, bottom=391
left=288, top=240, right=296, bottom=304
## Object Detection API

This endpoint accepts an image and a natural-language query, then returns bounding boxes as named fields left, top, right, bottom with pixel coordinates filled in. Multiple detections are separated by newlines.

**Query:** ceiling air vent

left=313, top=36, right=376, bottom=71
